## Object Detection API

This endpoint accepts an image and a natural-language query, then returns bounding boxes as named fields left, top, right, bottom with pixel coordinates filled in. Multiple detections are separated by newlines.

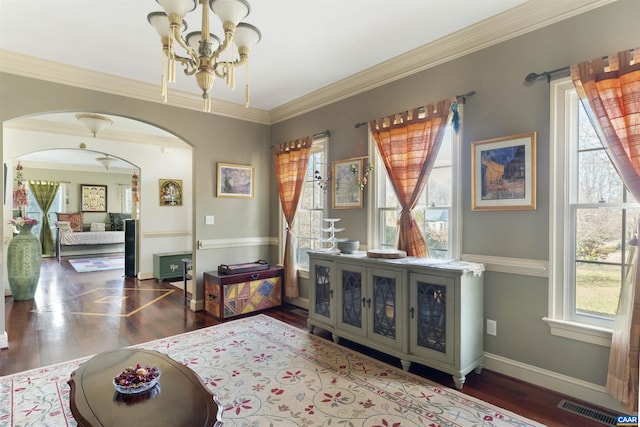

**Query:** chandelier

left=75, top=113, right=113, bottom=137
left=148, top=0, right=262, bottom=112
left=96, top=154, right=117, bottom=171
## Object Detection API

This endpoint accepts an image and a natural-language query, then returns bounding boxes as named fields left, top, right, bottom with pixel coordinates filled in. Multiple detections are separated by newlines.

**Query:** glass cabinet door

left=314, top=264, right=332, bottom=318
left=409, top=273, right=454, bottom=364
left=417, top=282, right=446, bottom=352
left=310, top=259, right=334, bottom=324
left=337, top=263, right=365, bottom=335
left=367, top=268, right=403, bottom=347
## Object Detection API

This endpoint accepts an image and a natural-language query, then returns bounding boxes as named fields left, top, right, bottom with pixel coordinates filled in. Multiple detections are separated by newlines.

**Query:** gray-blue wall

left=270, top=0, right=640, bottom=389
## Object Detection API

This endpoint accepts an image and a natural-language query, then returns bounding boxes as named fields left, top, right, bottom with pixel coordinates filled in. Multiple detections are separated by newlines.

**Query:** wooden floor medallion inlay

left=31, top=287, right=175, bottom=317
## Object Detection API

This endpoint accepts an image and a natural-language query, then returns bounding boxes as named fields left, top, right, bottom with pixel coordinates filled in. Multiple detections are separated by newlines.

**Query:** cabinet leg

left=474, top=366, right=483, bottom=375
left=331, top=334, right=341, bottom=344
left=400, top=360, right=411, bottom=371
left=452, top=375, right=466, bottom=390
left=307, top=321, right=315, bottom=333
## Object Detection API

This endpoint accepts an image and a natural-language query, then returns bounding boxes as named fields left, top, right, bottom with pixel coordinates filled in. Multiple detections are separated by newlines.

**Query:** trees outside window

left=291, top=136, right=328, bottom=268
left=548, top=78, right=639, bottom=341
left=372, top=124, right=458, bottom=259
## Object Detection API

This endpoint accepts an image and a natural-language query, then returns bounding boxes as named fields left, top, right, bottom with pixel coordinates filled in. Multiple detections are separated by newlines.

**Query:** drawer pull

left=250, top=273, right=260, bottom=280
left=366, top=298, right=371, bottom=308
left=361, top=297, right=366, bottom=307
left=207, top=293, right=218, bottom=300
left=410, top=307, right=415, bottom=319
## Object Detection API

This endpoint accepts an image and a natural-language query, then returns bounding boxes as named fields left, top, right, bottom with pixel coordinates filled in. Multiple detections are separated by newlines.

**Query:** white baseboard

left=192, top=298, right=204, bottom=311
left=138, top=272, right=154, bottom=280
left=166, top=280, right=202, bottom=311
left=483, top=352, right=626, bottom=413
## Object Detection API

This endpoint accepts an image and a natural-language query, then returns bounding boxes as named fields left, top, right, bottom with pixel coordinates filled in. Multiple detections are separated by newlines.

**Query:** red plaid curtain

left=275, top=137, right=312, bottom=298
left=571, top=47, right=640, bottom=412
left=369, top=99, right=452, bottom=257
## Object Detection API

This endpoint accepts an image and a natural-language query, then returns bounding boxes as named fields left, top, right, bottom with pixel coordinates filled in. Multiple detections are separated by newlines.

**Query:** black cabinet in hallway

left=124, top=219, right=137, bottom=277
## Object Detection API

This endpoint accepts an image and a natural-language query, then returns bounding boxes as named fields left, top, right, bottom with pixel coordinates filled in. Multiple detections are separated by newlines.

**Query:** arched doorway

left=3, top=112, right=193, bottom=282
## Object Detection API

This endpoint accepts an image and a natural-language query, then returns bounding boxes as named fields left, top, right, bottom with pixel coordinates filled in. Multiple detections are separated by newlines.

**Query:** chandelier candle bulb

left=244, top=59, right=250, bottom=107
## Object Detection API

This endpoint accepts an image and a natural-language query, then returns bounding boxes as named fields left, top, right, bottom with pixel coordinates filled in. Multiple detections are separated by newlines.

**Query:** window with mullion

left=292, top=138, right=327, bottom=268
left=373, top=125, right=455, bottom=259
left=567, top=101, right=638, bottom=324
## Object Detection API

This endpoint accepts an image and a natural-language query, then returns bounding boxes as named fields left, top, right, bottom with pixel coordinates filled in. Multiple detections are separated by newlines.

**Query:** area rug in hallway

left=68, top=255, right=124, bottom=272
left=0, top=314, right=545, bottom=426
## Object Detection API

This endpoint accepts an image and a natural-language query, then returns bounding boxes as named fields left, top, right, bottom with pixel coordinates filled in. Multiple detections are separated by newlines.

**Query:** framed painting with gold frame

left=159, top=179, right=183, bottom=206
left=332, top=158, right=363, bottom=209
left=81, top=184, right=107, bottom=212
left=471, top=132, right=536, bottom=211
left=217, top=163, right=254, bottom=198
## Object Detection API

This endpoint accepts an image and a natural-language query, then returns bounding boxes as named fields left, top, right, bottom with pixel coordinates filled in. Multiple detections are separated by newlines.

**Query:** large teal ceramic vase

left=7, top=224, right=42, bottom=300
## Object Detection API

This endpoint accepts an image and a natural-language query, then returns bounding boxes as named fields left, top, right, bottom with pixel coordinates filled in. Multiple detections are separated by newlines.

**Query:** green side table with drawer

left=153, top=251, right=192, bottom=282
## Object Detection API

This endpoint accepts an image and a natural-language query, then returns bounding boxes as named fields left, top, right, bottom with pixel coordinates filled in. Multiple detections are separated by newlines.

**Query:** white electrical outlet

left=486, top=319, right=497, bottom=336
left=205, top=215, right=214, bottom=225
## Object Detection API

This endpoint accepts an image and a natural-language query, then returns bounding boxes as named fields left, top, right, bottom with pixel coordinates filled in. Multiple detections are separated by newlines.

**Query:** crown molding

left=269, top=0, right=617, bottom=123
left=0, top=49, right=271, bottom=125
left=4, top=117, right=185, bottom=148
left=0, top=0, right=615, bottom=125
left=19, top=159, right=135, bottom=174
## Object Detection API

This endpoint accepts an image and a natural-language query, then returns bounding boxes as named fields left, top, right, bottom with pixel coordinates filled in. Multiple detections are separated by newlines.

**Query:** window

left=290, top=135, right=328, bottom=268
left=368, top=119, right=460, bottom=259
left=24, top=183, right=66, bottom=237
left=547, top=78, right=638, bottom=344
left=121, top=184, right=133, bottom=213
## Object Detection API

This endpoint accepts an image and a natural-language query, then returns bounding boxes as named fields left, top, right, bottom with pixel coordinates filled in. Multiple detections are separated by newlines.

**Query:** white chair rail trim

left=461, top=253, right=548, bottom=278
left=197, top=236, right=277, bottom=250
left=142, top=230, right=191, bottom=238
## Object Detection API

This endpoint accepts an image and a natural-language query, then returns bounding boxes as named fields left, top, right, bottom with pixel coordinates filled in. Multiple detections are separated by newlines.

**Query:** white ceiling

left=2, top=0, right=541, bottom=111
left=0, top=0, right=614, bottom=167
left=1, top=0, right=615, bottom=116
left=6, top=112, right=175, bottom=171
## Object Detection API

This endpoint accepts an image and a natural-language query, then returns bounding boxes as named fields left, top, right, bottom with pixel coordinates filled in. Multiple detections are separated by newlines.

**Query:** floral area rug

left=0, top=314, right=545, bottom=426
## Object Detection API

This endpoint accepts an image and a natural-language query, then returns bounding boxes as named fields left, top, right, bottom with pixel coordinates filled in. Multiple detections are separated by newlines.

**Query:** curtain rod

left=524, top=66, right=570, bottom=83
left=28, top=179, right=70, bottom=184
left=354, top=91, right=476, bottom=129
left=526, top=52, right=632, bottom=83
left=313, top=130, right=330, bottom=139
left=269, top=130, right=330, bottom=149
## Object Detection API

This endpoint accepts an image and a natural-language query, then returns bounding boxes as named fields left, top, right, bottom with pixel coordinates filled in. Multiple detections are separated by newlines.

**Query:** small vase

left=7, top=224, right=42, bottom=300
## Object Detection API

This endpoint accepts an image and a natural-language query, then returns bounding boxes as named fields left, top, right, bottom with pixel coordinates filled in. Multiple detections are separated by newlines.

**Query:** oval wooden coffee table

left=68, top=348, right=223, bottom=426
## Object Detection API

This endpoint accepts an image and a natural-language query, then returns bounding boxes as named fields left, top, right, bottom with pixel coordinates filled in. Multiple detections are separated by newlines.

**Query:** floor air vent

left=557, top=399, right=618, bottom=426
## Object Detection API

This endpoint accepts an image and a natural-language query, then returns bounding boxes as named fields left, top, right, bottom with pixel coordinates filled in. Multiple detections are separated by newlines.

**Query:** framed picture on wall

left=159, top=179, right=183, bottom=206
left=332, top=158, right=363, bottom=209
left=217, top=163, right=254, bottom=198
left=471, top=132, right=537, bottom=211
left=81, top=184, right=107, bottom=212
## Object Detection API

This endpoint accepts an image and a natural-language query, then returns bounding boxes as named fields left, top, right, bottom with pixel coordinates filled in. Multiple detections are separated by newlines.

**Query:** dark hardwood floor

left=2, top=257, right=621, bottom=426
